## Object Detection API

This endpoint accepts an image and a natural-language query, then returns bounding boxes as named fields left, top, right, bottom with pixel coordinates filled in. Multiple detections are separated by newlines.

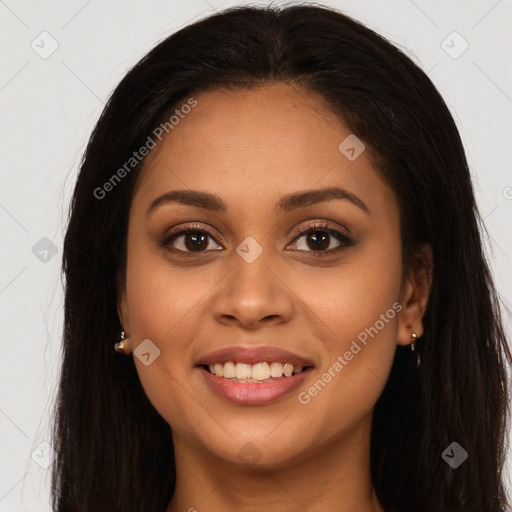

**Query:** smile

left=196, top=345, right=315, bottom=404
left=206, top=361, right=305, bottom=382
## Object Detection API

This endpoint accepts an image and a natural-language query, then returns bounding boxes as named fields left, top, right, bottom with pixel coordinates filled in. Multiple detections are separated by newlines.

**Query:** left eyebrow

left=275, top=186, right=369, bottom=215
left=146, top=186, right=369, bottom=216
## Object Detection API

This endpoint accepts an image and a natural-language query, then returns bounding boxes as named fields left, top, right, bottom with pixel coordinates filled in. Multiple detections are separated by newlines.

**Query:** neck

left=166, top=415, right=384, bottom=512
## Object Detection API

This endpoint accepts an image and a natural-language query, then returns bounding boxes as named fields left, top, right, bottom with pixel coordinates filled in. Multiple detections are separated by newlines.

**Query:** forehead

left=132, top=83, right=396, bottom=218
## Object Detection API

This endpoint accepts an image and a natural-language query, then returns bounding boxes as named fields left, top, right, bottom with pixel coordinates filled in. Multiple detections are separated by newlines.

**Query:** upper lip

left=196, top=346, right=315, bottom=367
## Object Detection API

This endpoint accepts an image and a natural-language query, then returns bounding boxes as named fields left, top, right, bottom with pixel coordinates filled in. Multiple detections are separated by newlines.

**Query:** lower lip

left=199, top=366, right=311, bottom=405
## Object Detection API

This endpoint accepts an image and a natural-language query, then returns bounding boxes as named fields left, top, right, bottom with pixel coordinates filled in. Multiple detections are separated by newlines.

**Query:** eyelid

left=287, top=219, right=351, bottom=241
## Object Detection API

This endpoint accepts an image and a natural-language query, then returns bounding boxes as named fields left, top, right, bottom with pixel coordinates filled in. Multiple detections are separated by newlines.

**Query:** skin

left=117, top=82, right=432, bottom=512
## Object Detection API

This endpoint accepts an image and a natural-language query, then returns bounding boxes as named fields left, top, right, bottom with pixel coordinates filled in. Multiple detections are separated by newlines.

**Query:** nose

left=210, top=248, right=294, bottom=330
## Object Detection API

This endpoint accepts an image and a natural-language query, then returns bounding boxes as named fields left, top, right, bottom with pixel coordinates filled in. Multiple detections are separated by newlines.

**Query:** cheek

left=124, top=228, right=209, bottom=348
left=123, top=239, right=208, bottom=413
left=125, top=262, right=207, bottom=435
left=296, top=234, right=402, bottom=349
left=127, top=266, right=201, bottom=343
left=289, top=236, right=402, bottom=428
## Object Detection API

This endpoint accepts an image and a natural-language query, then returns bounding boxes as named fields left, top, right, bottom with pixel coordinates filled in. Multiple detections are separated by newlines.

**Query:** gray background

left=1, top=0, right=511, bottom=510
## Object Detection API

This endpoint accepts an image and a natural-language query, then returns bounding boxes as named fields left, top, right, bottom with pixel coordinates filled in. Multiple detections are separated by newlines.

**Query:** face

left=118, top=82, right=428, bottom=469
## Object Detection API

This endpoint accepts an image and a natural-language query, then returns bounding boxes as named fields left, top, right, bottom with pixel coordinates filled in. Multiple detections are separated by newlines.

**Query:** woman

left=52, top=4, right=511, bottom=511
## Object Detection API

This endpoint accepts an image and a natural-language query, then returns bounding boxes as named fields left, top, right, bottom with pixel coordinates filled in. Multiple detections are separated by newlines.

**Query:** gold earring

left=114, top=330, right=131, bottom=355
left=410, top=332, right=417, bottom=351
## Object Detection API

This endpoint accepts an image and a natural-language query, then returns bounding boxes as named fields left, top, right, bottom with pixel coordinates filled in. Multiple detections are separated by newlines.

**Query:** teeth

left=270, top=362, right=283, bottom=378
left=282, top=363, right=293, bottom=377
left=223, top=361, right=236, bottom=378
left=235, top=363, right=252, bottom=379
left=207, top=361, right=306, bottom=380
left=214, top=363, right=224, bottom=377
left=252, top=362, right=271, bottom=381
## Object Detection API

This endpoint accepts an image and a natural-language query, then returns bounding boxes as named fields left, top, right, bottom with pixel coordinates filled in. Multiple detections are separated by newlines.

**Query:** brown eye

left=160, top=224, right=222, bottom=255
left=288, top=222, right=354, bottom=257
left=176, top=231, right=210, bottom=252
left=304, top=231, right=331, bottom=251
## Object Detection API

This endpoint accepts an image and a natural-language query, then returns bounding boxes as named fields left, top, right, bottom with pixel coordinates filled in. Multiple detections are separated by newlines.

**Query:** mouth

left=196, top=346, right=315, bottom=404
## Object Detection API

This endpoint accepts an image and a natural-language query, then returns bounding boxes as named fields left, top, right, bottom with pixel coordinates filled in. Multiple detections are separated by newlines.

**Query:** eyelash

left=159, top=221, right=354, bottom=258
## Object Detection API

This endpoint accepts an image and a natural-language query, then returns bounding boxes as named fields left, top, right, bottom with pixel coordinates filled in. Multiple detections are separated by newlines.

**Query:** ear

left=116, top=270, right=129, bottom=333
left=397, top=244, right=433, bottom=347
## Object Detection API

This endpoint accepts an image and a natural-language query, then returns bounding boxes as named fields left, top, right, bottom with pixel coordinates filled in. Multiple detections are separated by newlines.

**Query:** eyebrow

left=146, top=186, right=369, bottom=216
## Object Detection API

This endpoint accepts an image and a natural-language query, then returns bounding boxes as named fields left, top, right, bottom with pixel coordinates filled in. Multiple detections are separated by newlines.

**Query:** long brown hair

left=52, top=4, right=511, bottom=511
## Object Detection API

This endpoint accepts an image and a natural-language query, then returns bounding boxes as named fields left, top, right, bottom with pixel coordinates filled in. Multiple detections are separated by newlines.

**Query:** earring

left=410, top=332, right=417, bottom=351
left=114, top=330, right=131, bottom=355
